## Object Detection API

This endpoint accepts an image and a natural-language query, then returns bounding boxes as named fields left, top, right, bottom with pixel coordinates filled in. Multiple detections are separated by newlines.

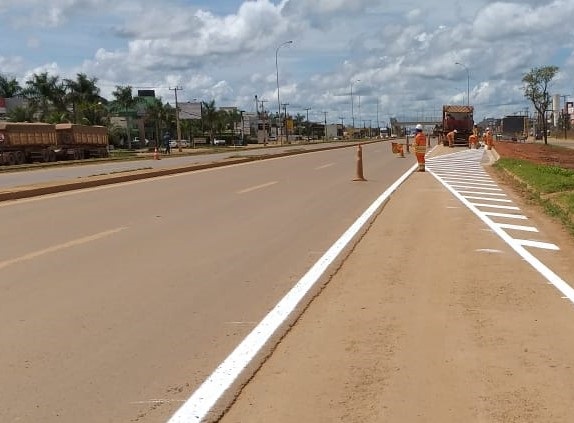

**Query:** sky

left=1, top=0, right=574, bottom=126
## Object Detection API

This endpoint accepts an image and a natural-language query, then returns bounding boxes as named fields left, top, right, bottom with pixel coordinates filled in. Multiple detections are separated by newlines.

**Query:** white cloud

left=1, top=0, right=574, bottom=122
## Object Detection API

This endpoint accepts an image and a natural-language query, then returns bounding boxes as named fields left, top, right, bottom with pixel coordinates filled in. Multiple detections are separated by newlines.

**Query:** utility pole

left=304, top=107, right=311, bottom=141
left=260, top=99, right=268, bottom=144
left=282, top=103, right=289, bottom=143
left=323, top=111, right=328, bottom=142
left=170, top=86, right=183, bottom=151
left=560, top=95, right=569, bottom=140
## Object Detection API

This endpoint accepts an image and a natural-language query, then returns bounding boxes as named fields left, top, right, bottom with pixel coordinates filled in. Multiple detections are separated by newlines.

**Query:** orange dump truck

left=0, top=122, right=108, bottom=165
left=441, top=105, right=474, bottom=146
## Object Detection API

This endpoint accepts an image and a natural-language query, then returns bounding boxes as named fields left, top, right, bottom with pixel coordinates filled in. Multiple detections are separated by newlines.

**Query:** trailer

left=55, top=123, right=109, bottom=160
left=501, top=115, right=527, bottom=141
left=0, top=122, right=109, bottom=166
left=0, top=122, right=58, bottom=165
left=440, top=105, right=474, bottom=146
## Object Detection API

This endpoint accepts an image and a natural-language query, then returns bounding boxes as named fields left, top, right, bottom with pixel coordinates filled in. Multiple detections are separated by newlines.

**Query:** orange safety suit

left=468, top=133, right=478, bottom=149
left=414, top=131, right=427, bottom=171
left=484, top=130, right=494, bottom=150
left=446, top=130, right=456, bottom=147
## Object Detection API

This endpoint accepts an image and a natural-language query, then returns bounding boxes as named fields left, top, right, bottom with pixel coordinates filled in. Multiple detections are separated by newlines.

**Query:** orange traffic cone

left=153, top=147, right=160, bottom=160
left=353, top=144, right=367, bottom=182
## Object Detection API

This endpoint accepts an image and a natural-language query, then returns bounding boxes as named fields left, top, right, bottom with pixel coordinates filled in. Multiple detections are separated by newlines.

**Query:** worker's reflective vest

left=414, top=133, right=426, bottom=153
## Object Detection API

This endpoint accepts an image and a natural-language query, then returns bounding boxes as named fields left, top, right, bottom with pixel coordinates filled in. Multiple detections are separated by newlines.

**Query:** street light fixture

left=455, top=62, right=470, bottom=106
left=276, top=40, right=293, bottom=145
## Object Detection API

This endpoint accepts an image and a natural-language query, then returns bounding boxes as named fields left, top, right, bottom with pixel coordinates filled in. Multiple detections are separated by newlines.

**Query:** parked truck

left=55, top=123, right=109, bottom=160
left=501, top=115, right=527, bottom=141
left=0, top=122, right=108, bottom=166
left=440, top=105, right=474, bottom=146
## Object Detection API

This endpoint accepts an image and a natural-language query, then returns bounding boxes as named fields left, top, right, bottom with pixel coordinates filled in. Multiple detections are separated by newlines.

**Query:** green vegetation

left=494, top=158, right=574, bottom=235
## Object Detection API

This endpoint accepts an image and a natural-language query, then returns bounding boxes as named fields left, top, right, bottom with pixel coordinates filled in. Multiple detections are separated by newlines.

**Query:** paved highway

left=0, top=141, right=368, bottom=190
left=0, top=142, right=412, bottom=423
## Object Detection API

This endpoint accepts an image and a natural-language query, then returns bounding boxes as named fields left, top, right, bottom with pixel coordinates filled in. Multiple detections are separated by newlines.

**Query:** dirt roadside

left=216, top=147, right=574, bottom=423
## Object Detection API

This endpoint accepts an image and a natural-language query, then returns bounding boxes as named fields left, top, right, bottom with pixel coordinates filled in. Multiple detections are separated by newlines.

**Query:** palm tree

left=65, top=73, right=101, bottom=124
left=22, top=72, right=68, bottom=122
left=202, top=100, right=218, bottom=142
left=7, top=105, right=36, bottom=122
left=110, top=85, right=142, bottom=149
left=0, top=74, right=22, bottom=97
left=145, top=98, right=171, bottom=148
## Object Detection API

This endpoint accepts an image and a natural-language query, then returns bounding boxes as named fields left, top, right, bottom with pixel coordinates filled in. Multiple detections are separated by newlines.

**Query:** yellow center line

left=0, top=227, right=126, bottom=271
left=237, top=181, right=278, bottom=194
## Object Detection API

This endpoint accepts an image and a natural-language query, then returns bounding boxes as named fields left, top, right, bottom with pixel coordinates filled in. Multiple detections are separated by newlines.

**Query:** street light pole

left=350, top=79, right=360, bottom=133
left=455, top=62, right=470, bottom=106
left=276, top=40, right=293, bottom=146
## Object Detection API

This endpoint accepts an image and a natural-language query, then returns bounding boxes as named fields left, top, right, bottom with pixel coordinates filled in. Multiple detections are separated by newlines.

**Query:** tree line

left=0, top=72, right=247, bottom=148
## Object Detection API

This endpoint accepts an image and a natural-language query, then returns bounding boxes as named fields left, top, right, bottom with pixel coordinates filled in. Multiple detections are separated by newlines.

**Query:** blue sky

left=1, top=0, right=574, bottom=126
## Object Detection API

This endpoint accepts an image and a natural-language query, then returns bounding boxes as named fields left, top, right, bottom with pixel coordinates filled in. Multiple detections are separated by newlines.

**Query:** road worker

left=468, top=132, right=478, bottom=149
left=446, top=129, right=457, bottom=148
left=414, top=124, right=427, bottom=172
left=484, top=127, right=494, bottom=150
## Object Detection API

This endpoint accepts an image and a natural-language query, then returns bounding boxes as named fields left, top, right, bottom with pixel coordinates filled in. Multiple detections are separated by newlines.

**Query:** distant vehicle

left=441, top=104, right=474, bottom=146
left=213, top=139, right=226, bottom=146
left=0, top=122, right=108, bottom=165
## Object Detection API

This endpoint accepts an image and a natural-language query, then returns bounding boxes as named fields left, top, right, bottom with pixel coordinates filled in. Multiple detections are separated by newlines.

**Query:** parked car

left=213, top=139, right=226, bottom=146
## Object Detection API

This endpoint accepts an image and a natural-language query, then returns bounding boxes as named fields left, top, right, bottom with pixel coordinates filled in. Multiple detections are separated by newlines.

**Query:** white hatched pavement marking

left=427, top=149, right=572, bottom=302
left=469, top=202, right=520, bottom=210
left=516, top=239, right=560, bottom=250
left=496, top=223, right=539, bottom=232
left=464, top=196, right=513, bottom=203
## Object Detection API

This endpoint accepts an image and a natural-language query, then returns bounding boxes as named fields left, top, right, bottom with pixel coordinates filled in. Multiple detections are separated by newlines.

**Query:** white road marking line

left=429, top=157, right=574, bottom=305
left=236, top=181, right=278, bottom=194
left=476, top=248, right=504, bottom=253
left=496, top=223, right=539, bottom=232
left=0, top=227, right=126, bottom=271
left=470, top=202, right=520, bottom=210
left=442, top=180, right=499, bottom=187
left=436, top=174, right=492, bottom=181
left=449, top=184, right=502, bottom=191
left=463, top=196, right=513, bottom=203
left=457, top=190, right=507, bottom=196
left=315, top=163, right=335, bottom=170
left=482, top=211, right=527, bottom=219
left=517, top=239, right=560, bottom=250
left=167, top=162, right=420, bottom=423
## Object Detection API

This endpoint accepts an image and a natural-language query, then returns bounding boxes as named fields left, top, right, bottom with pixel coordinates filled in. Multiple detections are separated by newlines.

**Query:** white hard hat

left=415, top=124, right=423, bottom=130
left=486, top=127, right=490, bottom=130
left=453, top=129, right=457, bottom=133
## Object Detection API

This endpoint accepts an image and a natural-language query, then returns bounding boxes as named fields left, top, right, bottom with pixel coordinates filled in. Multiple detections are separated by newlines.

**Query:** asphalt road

left=0, top=141, right=367, bottom=190
left=0, top=142, right=412, bottom=423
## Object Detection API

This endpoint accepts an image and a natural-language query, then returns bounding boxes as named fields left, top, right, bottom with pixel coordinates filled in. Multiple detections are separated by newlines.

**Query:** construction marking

left=426, top=148, right=573, bottom=306
left=482, top=211, right=527, bottom=219
left=236, top=181, right=278, bottom=194
left=496, top=223, right=539, bottom=232
left=166, top=162, right=420, bottom=423
left=0, top=227, right=126, bottom=271
left=517, top=239, right=560, bottom=250
left=469, top=202, right=520, bottom=210
left=463, top=196, right=513, bottom=203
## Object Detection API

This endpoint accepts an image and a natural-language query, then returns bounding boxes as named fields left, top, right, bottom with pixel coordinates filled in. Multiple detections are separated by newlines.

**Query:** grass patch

left=494, top=158, right=574, bottom=194
left=494, top=158, right=574, bottom=237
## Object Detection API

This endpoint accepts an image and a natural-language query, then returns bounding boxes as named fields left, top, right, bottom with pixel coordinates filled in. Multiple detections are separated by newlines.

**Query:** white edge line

left=167, top=163, right=419, bottom=423
left=428, top=168, right=574, bottom=304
